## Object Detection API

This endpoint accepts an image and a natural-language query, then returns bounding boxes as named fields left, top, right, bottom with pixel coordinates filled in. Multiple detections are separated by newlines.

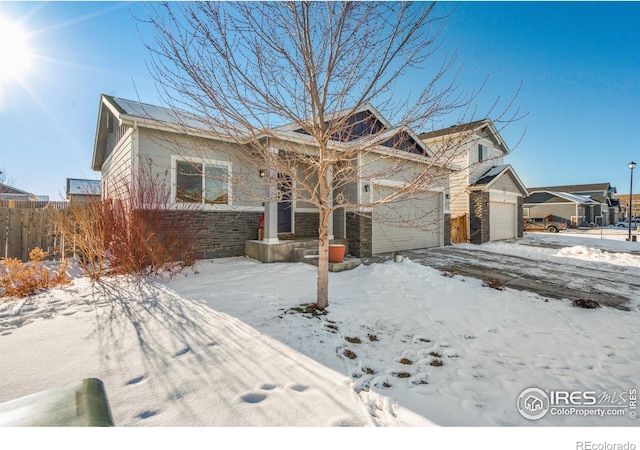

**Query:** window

left=478, top=144, right=489, bottom=162
left=175, top=159, right=230, bottom=205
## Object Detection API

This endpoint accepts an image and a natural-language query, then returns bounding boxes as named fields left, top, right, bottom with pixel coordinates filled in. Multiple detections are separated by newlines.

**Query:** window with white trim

left=175, top=159, right=231, bottom=205
left=478, top=144, right=489, bottom=162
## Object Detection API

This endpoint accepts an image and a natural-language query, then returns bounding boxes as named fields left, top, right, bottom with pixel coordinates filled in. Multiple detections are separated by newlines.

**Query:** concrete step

left=293, top=247, right=319, bottom=263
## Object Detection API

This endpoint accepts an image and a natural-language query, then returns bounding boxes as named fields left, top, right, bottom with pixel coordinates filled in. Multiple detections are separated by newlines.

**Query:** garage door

left=490, top=201, right=517, bottom=240
left=372, top=186, right=441, bottom=254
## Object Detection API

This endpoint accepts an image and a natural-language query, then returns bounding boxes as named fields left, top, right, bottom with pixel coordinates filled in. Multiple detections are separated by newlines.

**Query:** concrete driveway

left=363, top=238, right=639, bottom=311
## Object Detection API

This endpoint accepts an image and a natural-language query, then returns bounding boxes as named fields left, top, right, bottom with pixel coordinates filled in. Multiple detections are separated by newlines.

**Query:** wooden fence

left=0, top=201, right=68, bottom=262
left=451, top=214, right=468, bottom=244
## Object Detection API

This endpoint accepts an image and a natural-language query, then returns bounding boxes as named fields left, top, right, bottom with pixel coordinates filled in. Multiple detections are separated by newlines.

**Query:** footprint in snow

left=289, top=384, right=309, bottom=392
left=137, top=410, right=158, bottom=419
left=126, top=375, right=146, bottom=385
left=240, top=392, right=268, bottom=404
left=174, top=347, right=191, bottom=357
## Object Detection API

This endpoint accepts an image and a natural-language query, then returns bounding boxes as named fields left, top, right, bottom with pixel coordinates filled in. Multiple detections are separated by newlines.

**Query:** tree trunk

left=316, top=207, right=330, bottom=309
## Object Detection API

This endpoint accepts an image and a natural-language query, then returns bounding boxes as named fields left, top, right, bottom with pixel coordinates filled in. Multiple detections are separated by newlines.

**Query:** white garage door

left=372, top=186, right=441, bottom=254
left=490, top=201, right=517, bottom=240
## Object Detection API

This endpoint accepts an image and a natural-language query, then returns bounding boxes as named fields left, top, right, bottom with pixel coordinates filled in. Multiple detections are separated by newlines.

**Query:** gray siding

left=491, top=172, right=522, bottom=194
left=102, top=132, right=133, bottom=200
left=526, top=204, right=578, bottom=224
left=137, top=129, right=264, bottom=208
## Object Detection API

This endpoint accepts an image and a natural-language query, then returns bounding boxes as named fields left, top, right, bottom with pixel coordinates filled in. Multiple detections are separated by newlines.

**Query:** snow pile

left=556, top=245, right=640, bottom=267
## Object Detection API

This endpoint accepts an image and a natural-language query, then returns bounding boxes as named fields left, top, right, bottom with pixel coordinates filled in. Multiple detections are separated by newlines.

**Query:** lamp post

left=629, top=161, right=637, bottom=241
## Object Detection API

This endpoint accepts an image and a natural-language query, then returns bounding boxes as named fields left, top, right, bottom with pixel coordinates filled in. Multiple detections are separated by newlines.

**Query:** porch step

left=294, top=246, right=361, bottom=272
left=293, top=247, right=319, bottom=263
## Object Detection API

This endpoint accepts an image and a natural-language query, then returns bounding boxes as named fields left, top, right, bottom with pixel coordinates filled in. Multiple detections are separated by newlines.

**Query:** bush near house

left=0, top=247, right=70, bottom=299
left=53, top=168, right=201, bottom=280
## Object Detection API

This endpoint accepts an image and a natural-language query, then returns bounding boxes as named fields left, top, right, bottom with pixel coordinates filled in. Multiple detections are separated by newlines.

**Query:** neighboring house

left=91, top=94, right=450, bottom=259
left=66, top=178, right=101, bottom=206
left=0, top=182, right=48, bottom=202
left=526, top=183, right=619, bottom=226
left=615, top=194, right=640, bottom=221
left=523, top=191, right=603, bottom=227
left=419, top=120, right=528, bottom=244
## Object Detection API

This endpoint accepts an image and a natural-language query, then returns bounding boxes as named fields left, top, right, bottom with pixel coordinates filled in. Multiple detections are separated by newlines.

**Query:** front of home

left=92, top=95, right=451, bottom=260
left=525, top=183, right=619, bottom=226
left=420, top=120, right=528, bottom=244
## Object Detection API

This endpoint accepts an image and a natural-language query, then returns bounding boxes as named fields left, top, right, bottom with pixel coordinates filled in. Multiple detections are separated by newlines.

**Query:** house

left=523, top=191, right=603, bottom=227
left=610, top=194, right=638, bottom=221
left=91, top=94, right=451, bottom=260
left=0, top=182, right=48, bottom=203
left=0, top=182, right=37, bottom=201
left=66, top=178, right=101, bottom=206
left=525, top=183, right=619, bottom=226
left=419, top=120, right=528, bottom=244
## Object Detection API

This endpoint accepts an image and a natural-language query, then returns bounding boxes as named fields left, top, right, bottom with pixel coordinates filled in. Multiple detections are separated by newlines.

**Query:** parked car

left=524, top=217, right=567, bottom=233
left=614, top=220, right=639, bottom=229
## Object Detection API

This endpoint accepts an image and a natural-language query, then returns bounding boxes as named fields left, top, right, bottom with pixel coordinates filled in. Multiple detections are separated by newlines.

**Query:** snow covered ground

left=1, top=232, right=639, bottom=443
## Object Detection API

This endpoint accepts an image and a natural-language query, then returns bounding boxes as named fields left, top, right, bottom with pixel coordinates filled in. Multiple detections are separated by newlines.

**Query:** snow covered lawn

left=1, top=232, right=639, bottom=430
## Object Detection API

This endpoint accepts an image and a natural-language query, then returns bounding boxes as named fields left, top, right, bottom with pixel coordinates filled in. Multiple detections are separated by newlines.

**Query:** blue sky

left=0, top=1, right=638, bottom=201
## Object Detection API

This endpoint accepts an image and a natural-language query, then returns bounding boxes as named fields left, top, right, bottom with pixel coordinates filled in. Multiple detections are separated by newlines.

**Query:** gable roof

left=468, top=164, right=528, bottom=195
left=93, top=94, right=238, bottom=171
left=418, top=119, right=510, bottom=155
left=272, top=103, right=432, bottom=157
left=528, top=183, right=613, bottom=194
left=527, top=183, right=616, bottom=205
left=0, top=182, right=33, bottom=196
left=524, top=190, right=605, bottom=205
left=93, top=95, right=435, bottom=171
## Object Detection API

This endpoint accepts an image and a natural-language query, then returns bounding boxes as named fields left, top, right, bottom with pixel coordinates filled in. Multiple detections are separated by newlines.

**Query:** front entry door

left=277, top=174, right=292, bottom=233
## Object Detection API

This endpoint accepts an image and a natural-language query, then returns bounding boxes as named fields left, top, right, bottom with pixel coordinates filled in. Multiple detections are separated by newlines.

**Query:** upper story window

left=478, top=144, right=489, bottom=162
left=175, top=158, right=231, bottom=205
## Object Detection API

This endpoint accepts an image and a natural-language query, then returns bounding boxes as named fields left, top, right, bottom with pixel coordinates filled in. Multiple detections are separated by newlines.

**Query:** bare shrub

left=0, top=247, right=70, bottom=298
left=53, top=168, right=200, bottom=279
left=482, top=277, right=505, bottom=291
left=572, top=299, right=601, bottom=309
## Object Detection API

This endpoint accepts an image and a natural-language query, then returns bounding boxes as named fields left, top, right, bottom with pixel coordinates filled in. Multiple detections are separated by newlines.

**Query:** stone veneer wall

left=163, top=210, right=262, bottom=259
left=293, top=212, right=319, bottom=237
left=443, top=213, right=452, bottom=246
left=469, top=191, right=490, bottom=244
left=346, top=211, right=372, bottom=257
left=517, top=196, right=524, bottom=238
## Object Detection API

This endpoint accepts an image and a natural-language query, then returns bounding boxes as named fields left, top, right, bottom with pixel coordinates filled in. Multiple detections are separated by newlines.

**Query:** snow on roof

left=528, top=190, right=604, bottom=205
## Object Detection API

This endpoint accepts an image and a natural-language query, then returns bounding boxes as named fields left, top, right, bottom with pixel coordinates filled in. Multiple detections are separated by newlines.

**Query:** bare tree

left=140, top=1, right=519, bottom=309
left=0, top=168, right=16, bottom=202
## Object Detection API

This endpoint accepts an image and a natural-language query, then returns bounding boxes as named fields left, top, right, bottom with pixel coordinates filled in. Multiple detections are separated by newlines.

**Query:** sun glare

left=0, top=16, right=32, bottom=83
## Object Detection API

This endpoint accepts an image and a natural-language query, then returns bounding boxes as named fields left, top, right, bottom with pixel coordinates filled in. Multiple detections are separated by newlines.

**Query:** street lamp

left=629, top=161, right=637, bottom=241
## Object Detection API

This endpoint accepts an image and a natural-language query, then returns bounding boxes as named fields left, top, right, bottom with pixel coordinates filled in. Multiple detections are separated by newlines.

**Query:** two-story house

left=420, top=119, right=528, bottom=244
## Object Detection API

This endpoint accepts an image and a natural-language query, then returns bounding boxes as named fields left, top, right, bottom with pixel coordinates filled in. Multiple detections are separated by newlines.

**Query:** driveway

left=362, top=238, right=640, bottom=311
